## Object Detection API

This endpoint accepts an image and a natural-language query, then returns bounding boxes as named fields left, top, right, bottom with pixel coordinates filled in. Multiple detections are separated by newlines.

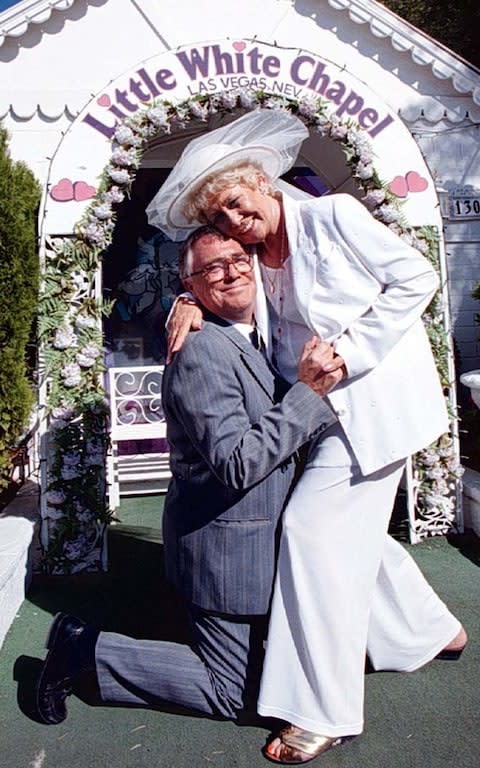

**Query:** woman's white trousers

left=257, top=425, right=461, bottom=737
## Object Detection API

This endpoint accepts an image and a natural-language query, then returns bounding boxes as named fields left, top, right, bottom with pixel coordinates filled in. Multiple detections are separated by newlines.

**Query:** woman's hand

left=166, top=297, right=204, bottom=363
left=298, top=337, right=346, bottom=397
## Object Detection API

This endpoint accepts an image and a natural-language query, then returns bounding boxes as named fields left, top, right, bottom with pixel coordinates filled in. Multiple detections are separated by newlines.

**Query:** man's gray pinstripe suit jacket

left=161, top=315, right=336, bottom=616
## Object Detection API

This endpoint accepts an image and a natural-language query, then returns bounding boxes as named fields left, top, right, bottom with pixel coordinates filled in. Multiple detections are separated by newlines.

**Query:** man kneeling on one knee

left=33, top=225, right=343, bottom=725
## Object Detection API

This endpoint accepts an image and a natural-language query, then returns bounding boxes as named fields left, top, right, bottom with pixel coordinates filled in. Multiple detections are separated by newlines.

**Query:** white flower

left=437, top=444, right=454, bottom=458
left=45, top=507, right=66, bottom=521
left=420, top=451, right=440, bottom=467
left=356, top=162, right=374, bottom=181
left=61, top=363, right=82, bottom=388
left=347, top=128, right=363, bottom=145
left=189, top=101, right=209, bottom=120
left=76, top=343, right=101, bottom=368
left=170, top=108, right=189, bottom=130
left=107, top=168, right=130, bottom=185
left=137, top=123, right=160, bottom=138
left=64, top=540, right=84, bottom=561
left=350, top=131, right=371, bottom=155
left=93, top=203, right=113, bottom=221
left=298, top=95, right=319, bottom=118
left=53, top=325, right=77, bottom=350
left=83, top=222, right=107, bottom=245
left=426, top=466, right=446, bottom=481
left=103, top=186, right=125, bottom=204
left=111, top=147, right=138, bottom=167
left=238, top=90, right=258, bottom=109
left=449, top=462, right=464, bottom=478
left=147, top=105, right=169, bottom=127
left=114, top=125, right=135, bottom=145
left=82, top=343, right=101, bottom=359
left=264, top=96, right=290, bottom=112
left=70, top=549, right=101, bottom=574
left=220, top=91, right=238, bottom=109
left=377, top=204, right=400, bottom=224
left=84, top=451, right=104, bottom=467
left=63, top=452, right=81, bottom=466
left=432, top=479, right=450, bottom=495
left=75, top=314, right=97, bottom=330
left=46, top=490, right=66, bottom=505
left=51, top=404, right=75, bottom=421
left=362, top=189, right=386, bottom=210
left=76, top=353, right=96, bottom=368
left=61, top=466, right=81, bottom=481
left=86, top=438, right=104, bottom=454
left=330, top=124, right=348, bottom=141
left=358, top=148, right=373, bottom=165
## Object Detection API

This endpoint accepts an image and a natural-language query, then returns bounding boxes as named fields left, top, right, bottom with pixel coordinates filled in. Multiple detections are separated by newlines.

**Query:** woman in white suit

left=147, top=110, right=466, bottom=765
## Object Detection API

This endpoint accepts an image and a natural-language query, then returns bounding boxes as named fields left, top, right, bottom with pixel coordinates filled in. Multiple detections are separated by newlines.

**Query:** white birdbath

left=460, top=369, right=480, bottom=409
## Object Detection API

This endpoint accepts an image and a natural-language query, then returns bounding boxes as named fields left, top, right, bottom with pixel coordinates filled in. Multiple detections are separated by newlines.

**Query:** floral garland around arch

left=38, top=89, right=463, bottom=574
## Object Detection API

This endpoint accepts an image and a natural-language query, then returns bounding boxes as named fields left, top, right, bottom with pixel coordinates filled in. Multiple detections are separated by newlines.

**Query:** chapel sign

left=44, top=39, right=441, bottom=234
left=83, top=42, right=394, bottom=140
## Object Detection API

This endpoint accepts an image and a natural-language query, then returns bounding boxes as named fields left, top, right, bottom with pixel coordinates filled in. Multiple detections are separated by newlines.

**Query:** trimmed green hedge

left=0, top=123, right=41, bottom=489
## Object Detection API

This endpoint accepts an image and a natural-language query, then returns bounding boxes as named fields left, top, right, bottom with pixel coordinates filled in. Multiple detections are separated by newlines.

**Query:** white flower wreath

left=38, top=89, right=462, bottom=574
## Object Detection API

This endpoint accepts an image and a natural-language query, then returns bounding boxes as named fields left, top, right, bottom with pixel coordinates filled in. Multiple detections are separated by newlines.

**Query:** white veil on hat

left=146, top=110, right=309, bottom=242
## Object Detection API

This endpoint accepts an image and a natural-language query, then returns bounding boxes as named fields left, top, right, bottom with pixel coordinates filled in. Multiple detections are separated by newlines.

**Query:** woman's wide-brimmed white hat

left=146, top=110, right=309, bottom=241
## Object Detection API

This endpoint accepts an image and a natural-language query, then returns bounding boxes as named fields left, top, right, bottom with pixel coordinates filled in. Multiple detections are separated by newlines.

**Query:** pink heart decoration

left=50, top=178, right=74, bottom=202
left=405, top=170, right=428, bottom=193
left=388, top=175, right=409, bottom=198
left=74, top=181, right=97, bottom=201
left=97, top=94, right=111, bottom=108
left=233, top=41, right=246, bottom=52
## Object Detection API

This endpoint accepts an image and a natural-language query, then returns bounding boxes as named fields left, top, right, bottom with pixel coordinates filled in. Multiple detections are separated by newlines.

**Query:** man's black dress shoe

left=34, top=613, right=98, bottom=725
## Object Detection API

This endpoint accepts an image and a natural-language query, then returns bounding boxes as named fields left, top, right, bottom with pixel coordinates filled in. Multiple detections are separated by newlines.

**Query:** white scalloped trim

left=0, top=1, right=75, bottom=41
left=1, top=0, right=480, bottom=120
left=5, top=93, right=478, bottom=125
left=325, top=0, right=480, bottom=104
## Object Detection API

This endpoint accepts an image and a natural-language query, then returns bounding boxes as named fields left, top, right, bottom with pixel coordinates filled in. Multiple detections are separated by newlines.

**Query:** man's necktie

left=251, top=327, right=265, bottom=354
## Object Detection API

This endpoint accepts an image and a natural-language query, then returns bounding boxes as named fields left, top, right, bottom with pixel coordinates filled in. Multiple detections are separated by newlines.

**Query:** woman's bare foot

left=436, top=626, right=468, bottom=660
left=443, top=626, right=468, bottom=652
left=264, top=725, right=344, bottom=764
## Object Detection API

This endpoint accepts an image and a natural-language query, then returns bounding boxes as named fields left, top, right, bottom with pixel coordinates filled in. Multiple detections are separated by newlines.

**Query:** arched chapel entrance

left=37, top=41, right=460, bottom=573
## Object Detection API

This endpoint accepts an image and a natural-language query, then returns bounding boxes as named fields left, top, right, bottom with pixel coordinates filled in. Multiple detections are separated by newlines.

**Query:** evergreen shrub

left=0, top=123, right=41, bottom=490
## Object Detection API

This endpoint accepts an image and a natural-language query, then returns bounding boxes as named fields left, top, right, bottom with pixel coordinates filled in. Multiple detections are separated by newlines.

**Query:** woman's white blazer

left=277, top=193, right=449, bottom=475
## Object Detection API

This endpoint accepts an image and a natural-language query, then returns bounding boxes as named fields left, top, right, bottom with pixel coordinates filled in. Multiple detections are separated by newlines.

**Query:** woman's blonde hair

left=182, top=161, right=275, bottom=223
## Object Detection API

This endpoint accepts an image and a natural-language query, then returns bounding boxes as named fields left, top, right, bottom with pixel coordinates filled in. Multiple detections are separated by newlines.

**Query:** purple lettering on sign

left=82, top=113, right=116, bottom=139
left=176, top=47, right=210, bottom=79
left=81, top=45, right=397, bottom=141
left=155, top=68, right=176, bottom=90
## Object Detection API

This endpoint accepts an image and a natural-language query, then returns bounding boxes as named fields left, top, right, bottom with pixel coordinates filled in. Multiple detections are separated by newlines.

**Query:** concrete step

left=0, top=481, right=40, bottom=650
left=462, top=467, right=480, bottom=537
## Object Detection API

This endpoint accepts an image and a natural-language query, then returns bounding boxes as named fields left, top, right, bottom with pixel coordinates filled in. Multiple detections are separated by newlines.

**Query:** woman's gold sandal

left=263, top=725, right=347, bottom=765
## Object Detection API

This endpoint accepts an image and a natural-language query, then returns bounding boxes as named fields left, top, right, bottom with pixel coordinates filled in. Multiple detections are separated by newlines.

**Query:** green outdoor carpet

left=0, top=495, right=478, bottom=768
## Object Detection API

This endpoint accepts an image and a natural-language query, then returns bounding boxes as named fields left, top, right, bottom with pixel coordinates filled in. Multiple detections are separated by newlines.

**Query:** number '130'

left=454, top=199, right=480, bottom=216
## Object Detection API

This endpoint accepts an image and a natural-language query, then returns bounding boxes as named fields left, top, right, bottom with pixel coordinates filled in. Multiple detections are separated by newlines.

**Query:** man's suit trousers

left=95, top=607, right=267, bottom=719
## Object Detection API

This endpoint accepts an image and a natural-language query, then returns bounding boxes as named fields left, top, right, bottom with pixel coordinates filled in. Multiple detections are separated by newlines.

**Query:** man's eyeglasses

left=187, top=254, right=254, bottom=284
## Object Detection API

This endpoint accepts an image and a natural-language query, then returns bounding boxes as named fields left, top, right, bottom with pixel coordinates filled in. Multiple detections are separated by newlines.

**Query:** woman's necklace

left=261, top=224, right=288, bottom=294
left=263, top=265, right=282, bottom=295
